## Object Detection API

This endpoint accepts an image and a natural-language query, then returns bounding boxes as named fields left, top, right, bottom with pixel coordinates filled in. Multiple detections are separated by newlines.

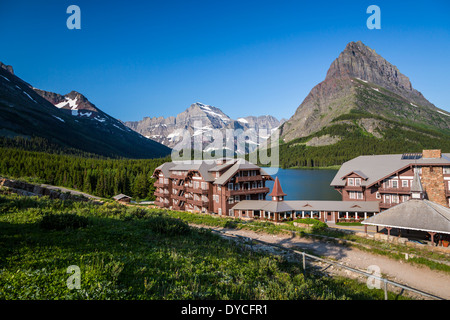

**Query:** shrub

left=146, top=215, right=191, bottom=236
left=296, top=218, right=328, bottom=232
left=39, top=213, right=89, bottom=230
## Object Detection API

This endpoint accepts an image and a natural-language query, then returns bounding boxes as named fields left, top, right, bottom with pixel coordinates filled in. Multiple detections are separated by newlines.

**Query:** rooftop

left=362, top=199, right=450, bottom=234
left=331, top=151, right=450, bottom=188
left=232, top=200, right=380, bottom=213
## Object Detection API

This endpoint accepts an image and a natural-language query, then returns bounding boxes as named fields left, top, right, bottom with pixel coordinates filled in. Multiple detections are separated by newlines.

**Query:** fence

left=210, top=229, right=445, bottom=300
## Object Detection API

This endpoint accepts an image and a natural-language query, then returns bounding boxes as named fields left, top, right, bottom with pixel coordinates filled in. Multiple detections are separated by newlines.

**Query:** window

left=391, top=180, right=398, bottom=188
left=348, top=178, right=354, bottom=186
left=349, top=191, right=363, bottom=199
left=229, top=209, right=234, bottom=216
left=246, top=195, right=251, bottom=200
left=228, top=183, right=233, bottom=190
left=444, top=166, right=450, bottom=174
left=355, top=178, right=361, bottom=186
left=402, top=180, right=408, bottom=188
left=385, top=195, right=391, bottom=203
left=235, top=196, right=240, bottom=202
left=402, top=195, right=410, bottom=202
left=376, top=192, right=381, bottom=199
left=218, top=208, right=222, bottom=215
left=392, top=195, right=399, bottom=203
left=258, top=194, right=264, bottom=200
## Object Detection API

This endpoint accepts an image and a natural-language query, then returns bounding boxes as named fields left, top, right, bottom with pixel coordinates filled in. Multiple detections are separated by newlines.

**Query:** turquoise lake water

left=263, top=167, right=341, bottom=201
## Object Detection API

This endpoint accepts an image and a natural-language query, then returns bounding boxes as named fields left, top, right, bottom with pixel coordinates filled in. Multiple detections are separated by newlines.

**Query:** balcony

left=172, top=194, right=187, bottom=201
left=172, top=203, right=185, bottom=211
left=154, top=181, right=166, bottom=188
left=172, top=184, right=186, bottom=190
left=170, top=174, right=187, bottom=180
left=154, top=201, right=170, bottom=208
left=235, top=175, right=262, bottom=183
left=186, top=198, right=209, bottom=208
left=185, top=187, right=209, bottom=194
left=154, top=190, right=168, bottom=197
left=378, top=187, right=410, bottom=194
left=345, top=185, right=363, bottom=192
left=225, top=187, right=270, bottom=196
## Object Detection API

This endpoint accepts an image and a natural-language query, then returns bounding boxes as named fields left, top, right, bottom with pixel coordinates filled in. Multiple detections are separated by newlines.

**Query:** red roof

left=269, top=177, right=287, bottom=197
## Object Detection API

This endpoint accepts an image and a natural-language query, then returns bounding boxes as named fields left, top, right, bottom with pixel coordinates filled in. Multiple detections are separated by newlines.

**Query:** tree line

left=0, top=146, right=169, bottom=200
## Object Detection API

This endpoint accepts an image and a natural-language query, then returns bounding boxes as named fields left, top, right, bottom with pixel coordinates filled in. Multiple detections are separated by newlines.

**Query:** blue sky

left=1, top=0, right=449, bottom=121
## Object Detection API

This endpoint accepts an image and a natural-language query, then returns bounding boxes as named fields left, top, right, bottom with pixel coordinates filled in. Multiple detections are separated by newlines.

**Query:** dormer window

left=355, top=178, right=361, bottom=186
left=348, top=178, right=354, bottom=186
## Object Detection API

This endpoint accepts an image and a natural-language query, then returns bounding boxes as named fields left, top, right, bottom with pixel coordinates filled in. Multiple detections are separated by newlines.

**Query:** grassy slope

left=0, top=191, right=404, bottom=300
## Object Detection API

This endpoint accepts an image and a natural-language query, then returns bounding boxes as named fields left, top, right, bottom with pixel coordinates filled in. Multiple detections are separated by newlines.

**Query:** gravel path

left=196, top=225, right=450, bottom=300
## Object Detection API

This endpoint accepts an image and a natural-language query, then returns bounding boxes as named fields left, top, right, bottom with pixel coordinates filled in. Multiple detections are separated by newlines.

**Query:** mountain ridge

left=0, top=61, right=171, bottom=159
left=279, top=41, right=450, bottom=143
left=124, top=102, right=284, bottom=154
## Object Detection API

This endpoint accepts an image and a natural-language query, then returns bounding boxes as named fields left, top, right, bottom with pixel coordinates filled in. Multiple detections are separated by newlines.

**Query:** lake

left=263, top=168, right=341, bottom=201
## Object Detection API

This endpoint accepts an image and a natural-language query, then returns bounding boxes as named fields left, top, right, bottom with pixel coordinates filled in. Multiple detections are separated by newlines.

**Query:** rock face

left=279, top=41, right=450, bottom=143
left=125, top=102, right=283, bottom=154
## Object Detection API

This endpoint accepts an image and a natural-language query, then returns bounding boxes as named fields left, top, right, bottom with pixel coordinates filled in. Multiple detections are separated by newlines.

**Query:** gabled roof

left=113, top=194, right=131, bottom=200
left=341, top=170, right=368, bottom=180
left=213, top=158, right=271, bottom=185
left=362, top=200, right=450, bottom=234
left=153, top=158, right=273, bottom=184
left=154, top=162, right=176, bottom=177
left=331, top=153, right=450, bottom=188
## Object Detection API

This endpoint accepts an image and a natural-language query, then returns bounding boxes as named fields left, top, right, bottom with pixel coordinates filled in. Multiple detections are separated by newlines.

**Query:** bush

left=146, top=215, right=191, bottom=236
left=39, top=213, right=89, bottom=230
left=296, top=218, right=327, bottom=232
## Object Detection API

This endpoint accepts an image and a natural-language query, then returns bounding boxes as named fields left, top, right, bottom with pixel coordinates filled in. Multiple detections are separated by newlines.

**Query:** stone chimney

left=420, top=149, right=447, bottom=206
left=422, top=149, right=441, bottom=159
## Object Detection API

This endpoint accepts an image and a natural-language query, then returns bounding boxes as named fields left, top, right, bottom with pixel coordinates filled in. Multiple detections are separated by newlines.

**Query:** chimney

left=422, top=149, right=441, bottom=159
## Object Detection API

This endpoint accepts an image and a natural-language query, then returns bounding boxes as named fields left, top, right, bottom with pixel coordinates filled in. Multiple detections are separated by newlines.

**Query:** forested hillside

left=0, top=141, right=169, bottom=200
left=269, top=111, right=450, bottom=169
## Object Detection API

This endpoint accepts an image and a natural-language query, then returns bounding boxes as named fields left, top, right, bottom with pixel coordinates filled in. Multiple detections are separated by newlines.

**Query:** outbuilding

left=113, top=194, right=132, bottom=203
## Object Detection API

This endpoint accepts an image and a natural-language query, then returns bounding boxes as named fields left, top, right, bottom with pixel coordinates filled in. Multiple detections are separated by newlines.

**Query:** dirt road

left=197, top=225, right=450, bottom=300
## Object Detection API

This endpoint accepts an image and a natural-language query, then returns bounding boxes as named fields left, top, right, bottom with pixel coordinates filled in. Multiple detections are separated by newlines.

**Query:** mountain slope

left=0, top=62, right=171, bottom=159
left=279, top=41, right=450, bottom=143
left=125, top=102, right=283, bottom=154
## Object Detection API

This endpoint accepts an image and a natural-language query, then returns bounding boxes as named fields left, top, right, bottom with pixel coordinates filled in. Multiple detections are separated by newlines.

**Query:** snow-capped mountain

left=124, top=102, right=284, bottom=154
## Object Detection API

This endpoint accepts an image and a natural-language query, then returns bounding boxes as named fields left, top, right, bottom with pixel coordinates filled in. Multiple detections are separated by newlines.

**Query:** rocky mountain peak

left=325, top=41, right=413, bottom=93
left=0, top=62, right=14, bottom=75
